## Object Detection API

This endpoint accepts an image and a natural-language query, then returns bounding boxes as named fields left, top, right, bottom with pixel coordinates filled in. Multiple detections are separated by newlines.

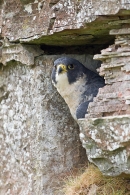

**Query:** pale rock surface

left=0, top=0, right=130, bottom=45
left=79, top=115, right=130, bottom=176
left=78, top=28, right=130, bottom=176
left=0, top=0, right=130, bottom=194
left=0, top=54, right=94, bottom=195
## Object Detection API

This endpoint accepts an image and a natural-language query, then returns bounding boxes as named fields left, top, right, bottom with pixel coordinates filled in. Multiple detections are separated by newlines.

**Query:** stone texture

left=0, top=34, right=102, bottom=194
left=0, top=55, right=87, bottom=195
left=78, top=28, right=130, bottom=176
left=0, top=0, right=130, bottom=45
left=87, top=28, right=130, bottom=118
left=0, top=0, right=130, bottom=192
left=78, top=115, right=130, bottom=176
left=0, top=39, right=44, bottom=66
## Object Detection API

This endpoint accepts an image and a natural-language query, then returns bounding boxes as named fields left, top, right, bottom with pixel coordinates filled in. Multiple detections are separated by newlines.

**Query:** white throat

left=54, top=72, right=86, bottom=120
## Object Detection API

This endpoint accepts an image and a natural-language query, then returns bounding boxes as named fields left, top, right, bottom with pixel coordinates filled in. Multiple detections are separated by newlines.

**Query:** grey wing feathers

left=76, top=74, right=105, bottom=119
left=76, top=101, right=92, bottom=119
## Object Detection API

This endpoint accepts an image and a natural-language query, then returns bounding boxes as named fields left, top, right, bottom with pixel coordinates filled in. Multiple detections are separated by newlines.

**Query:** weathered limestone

left=0, top=39, right=44, bottom=66
left=88, top=28, right=130, bottom=118
left=0, top=54, right=92, bottom=195
left=0, top=0, right=130, bottom=193
left=78, top=28, right=130, bottom=176
left=1, top=0, right=130, bottom=45
left=79, top=115, right=130, bottom=176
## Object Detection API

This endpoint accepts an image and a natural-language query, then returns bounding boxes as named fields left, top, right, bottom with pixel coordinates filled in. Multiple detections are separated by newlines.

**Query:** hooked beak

left=57, top=64, right=67, bottom=74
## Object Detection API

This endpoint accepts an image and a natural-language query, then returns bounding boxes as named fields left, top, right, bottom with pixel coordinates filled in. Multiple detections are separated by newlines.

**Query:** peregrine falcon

left=51, top=57, right=105, bottom=120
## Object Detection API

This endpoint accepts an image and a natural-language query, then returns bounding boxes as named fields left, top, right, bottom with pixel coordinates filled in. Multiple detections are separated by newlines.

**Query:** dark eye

left=68, top=64, right=74, bottom=69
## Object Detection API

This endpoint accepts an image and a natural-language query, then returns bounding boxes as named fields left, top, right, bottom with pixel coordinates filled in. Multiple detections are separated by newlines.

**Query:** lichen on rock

left=78, top=28, right=130, bottom=177
left=0, top=55, right=88, bottom=195
left=0, top=0, right=130, bottom=194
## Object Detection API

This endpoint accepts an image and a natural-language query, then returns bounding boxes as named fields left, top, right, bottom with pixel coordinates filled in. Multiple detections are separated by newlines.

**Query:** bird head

left=51, top=57, right=87, bottom=87
left=51, top=57, right=105, bottom=120
left=51, top=57, right=89, bottom=120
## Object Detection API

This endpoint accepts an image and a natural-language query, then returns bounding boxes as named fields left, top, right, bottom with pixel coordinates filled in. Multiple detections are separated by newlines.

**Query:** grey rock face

left=78, top=29, right=130, bottom=177
left=0, top=0, right=130, bottom=192
left=0, top=0, right=130, bottom=45
left=0, top=41, right=44, bottom=66
left=78, top=115, right=130, bottom=176
left=0, top=56, right=87, bottom=195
